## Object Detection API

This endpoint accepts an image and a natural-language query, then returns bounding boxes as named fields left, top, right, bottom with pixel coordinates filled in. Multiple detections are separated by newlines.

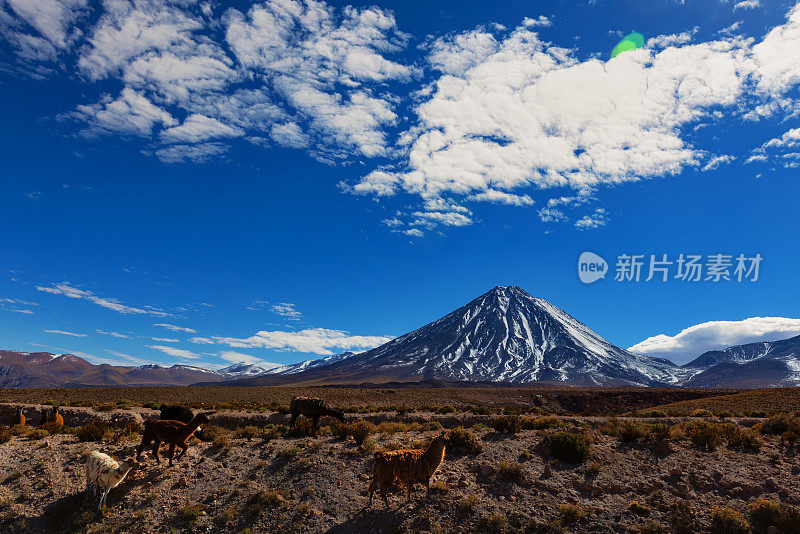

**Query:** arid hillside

left=1, top=399, right=800, bottom=533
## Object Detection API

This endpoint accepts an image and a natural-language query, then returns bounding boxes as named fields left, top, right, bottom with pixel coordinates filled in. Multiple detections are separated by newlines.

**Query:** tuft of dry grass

left=710, top=507, right=748, bottom=534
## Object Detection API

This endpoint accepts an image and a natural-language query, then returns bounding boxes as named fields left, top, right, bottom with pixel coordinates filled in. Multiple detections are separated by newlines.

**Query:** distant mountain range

left=0, top=351, right=229, bottom=388
left=3, top=286, right=799, bottom=388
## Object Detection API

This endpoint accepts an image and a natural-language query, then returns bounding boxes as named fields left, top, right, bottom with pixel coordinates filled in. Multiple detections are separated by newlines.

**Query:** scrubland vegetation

left=0, top=388, right=799, bottom=532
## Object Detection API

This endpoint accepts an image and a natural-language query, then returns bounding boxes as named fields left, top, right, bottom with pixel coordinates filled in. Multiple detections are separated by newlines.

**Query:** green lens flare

left=611, top=32, right=645, bottom=59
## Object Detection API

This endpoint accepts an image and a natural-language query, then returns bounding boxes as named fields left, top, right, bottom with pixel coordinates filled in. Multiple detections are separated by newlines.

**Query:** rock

left=481, top=464, right=494, bottom=476
left=541, top=464, right=552, bottom=479
left=767, top=527, right=778, bottom=534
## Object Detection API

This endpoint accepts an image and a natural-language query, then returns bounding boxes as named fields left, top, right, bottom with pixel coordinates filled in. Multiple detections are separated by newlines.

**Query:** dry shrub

left=497, top=461, right=524, bottom=484
left=710, top=508, right=748, bottom=534
left=456, top=494, right=478, bottom=513
left=747, top=499, right=800, bottom=534
left=491, top=415, right=522, bottom=434
left=629, top=501, right=650, bottom=517
left=722, top=424, right=762, bottom=451
left=522, top=416, right=563, bottom=430
left=0, top=426, right=11, bottom=444
left=617, top=420, right=649, bottom=443
left=639, top=522, right=668, bottom=534
left=558, top=503, right=584, bottom=524
left=26, top=429, right=48, bottom=441
left=670, top=501, right=693, bottom=534
left=547, top=432, right=590, bottom=464
left=286, top=417, right=314, bottom=438
left=350, top=421, right=376, bottom=444
left=94, top=403, right=116, bottom=412
left=448, top=426, right=482, bottom=455
left=261, top=424, right=286, bottom=443
left=75, top=421, right=108, bottom=442
left=376, top=421, right=422, bottom=434
left=682, top=421, right=723, bottom=451
left=201, top=425, right=231, bottom=448
left=328, top=420, right=375, bottom=444
left=649, top=423, right=671, bottom=441
left=234, top=426, right=260, bottom=440
left=690, top=409, right=713, bottom=418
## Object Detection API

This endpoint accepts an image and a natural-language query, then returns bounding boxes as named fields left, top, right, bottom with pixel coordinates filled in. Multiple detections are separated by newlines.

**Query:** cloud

left=574, top=208, right=608, bottom=230
left=702, top=154, right=735, bottom=171
left=150, top=337, right=179, bottom=343
left=0, top=0, right=88, bottom=68
left=37, top=282, right=169, bottom=316
left=1, top=308, right=35, bottom=314
left=153, top=142, right=228, bottom=163
left=270, top=303, right=302, bottom=321
left=44, top=329, right=87, bottom=337
left=104, top=350, right=150, bottom=366
left=352, top=6, right=800, bottom=231
left=148, top=345, right=199, bottom=359
left=96, top=330, right=130, bottom=338
left=734, top=0, right=761, bottom=10
left=191, top=327, right=393, bottom=356
left=354, top=27, right=753, bottom=230
left=217, top=350, right=282, bottom=368
left=628, top=316, right=800, bottom=364
left=427, top=29, right=499, bottom=76
left=72, top=88, right=176, bottom=137
left=4, top=0, right=414, bottom=164
left=154, top=323, right=196, bottom=333
left=522, top=16, right=551, bottom=28
left=161, top=114, right=244, bottom=143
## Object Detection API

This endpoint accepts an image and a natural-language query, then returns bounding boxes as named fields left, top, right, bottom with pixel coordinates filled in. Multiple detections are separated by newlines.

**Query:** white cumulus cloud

left=190, top=327, right=392, bottom=356
left=628, top=317, right=800, bottom=364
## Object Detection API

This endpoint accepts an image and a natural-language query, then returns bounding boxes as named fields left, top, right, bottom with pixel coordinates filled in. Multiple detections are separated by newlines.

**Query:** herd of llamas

left=5, top=396, right=448, bottom=511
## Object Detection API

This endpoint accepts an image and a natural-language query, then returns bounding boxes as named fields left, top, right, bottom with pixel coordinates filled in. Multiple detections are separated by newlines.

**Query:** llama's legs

left=152, top=441, right=161, bottom=463
left=168, top=443, right=176, bottom=466
left=290, top=412, right=298, bottom=428
left=177, top=442, right=188, bottom=459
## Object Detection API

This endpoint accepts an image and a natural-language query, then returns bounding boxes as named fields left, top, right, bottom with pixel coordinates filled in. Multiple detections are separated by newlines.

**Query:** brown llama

left=289, top=397, right=345, bottom=431
left=11, top=406, right=25, bottom=427
left=368, top=431, right=449, bottom=507
left=40, top=406, right=63, bottom=433
left=136, top=411, right=214, bottom=466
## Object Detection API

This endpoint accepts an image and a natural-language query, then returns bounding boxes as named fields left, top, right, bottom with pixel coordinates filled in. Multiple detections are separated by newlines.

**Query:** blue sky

left=2, top=0, right=800, bottom=368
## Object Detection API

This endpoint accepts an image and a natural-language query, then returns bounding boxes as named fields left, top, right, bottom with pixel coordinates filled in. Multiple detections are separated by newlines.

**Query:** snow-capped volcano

left=277, top=286, right=689, bottom=386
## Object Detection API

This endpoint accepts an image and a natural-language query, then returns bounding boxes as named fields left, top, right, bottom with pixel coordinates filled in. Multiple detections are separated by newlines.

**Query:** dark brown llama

left=289, top=396, right=345, bottom=430
left=136, top=411, right=214, bottom=466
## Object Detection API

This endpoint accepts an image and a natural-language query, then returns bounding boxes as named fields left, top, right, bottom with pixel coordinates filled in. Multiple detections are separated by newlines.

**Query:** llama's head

left=433, top=431, right=450, bottom=447
left=122, top=457, right=141, bottom=470
left=15, top=406, right=23, bottom=415
left=52, top=405, right=60, bottom=416
left=194, top=411, right=216, bottom=424
left=330, top=408, right=346, bottom=422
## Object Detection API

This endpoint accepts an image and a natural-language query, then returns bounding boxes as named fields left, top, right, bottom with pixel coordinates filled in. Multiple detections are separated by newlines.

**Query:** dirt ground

left=1, top=405, right=799, bottom=533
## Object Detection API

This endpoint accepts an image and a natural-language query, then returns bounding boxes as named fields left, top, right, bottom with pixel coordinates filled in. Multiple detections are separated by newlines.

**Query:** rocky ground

left=1, top=407, right=799, bottom=533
